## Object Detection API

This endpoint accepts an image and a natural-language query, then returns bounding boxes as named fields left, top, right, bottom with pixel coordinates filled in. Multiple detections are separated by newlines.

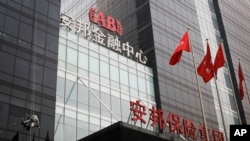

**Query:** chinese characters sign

left=129, top=100, right=224, bottom=141
left=59, top=8, right=147, bottom=65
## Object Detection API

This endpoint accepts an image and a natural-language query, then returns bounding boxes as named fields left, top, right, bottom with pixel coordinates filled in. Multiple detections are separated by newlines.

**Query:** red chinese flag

left=238, top=62, right=244, bottom=100
left=214, top=44, right=225, bottom=77
left=197, top=42, right=214, bottom=83
left=169, top=31, right=191, bottom=65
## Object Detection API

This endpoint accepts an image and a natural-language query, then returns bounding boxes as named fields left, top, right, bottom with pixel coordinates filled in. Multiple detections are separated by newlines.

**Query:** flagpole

left=213, top=75, right=229, bottom=141
left=221, top=41, right=242, bottom=124
left=188, top=29, right=210, bottom=141
left=238, top=57, right=250, bottom=104
left=210, top=39, right=228, bottom=141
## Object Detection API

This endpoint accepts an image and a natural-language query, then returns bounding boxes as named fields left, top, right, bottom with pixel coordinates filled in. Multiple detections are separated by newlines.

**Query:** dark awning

left=78, top=121, right=170, bottom=141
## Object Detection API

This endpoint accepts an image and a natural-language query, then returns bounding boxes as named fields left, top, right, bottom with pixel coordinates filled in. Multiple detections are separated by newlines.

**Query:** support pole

left=213, top=76, right=228, bottom=141
left=188, top=29, right=210, bottom=141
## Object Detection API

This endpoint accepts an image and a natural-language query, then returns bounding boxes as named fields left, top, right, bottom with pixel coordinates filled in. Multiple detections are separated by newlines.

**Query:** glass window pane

left=37, top=0, right=48, bottom=15
left=111, top=96, right=121, bottom=115
left=138, top=76, right=146, bottom=93
left=65, top=109, right=76, bottom=118
left=19, top=22, right=32, bottom=42
left=54, top=122, right=64, bottom=141
left=48, top=3, right=60, bottom=19
left=78, top=52, right=88, bottom=70
left=64, top=125, right=76, bottom=141
left=55, top=106, right=64, bottom=116
left=78, top=84, right=88, bottom=104
left=129, top=73, right=138, bottom=89
left=46, top=33, right=58, bottom=53
left=58, top=44, right=66, bottom=61
left=77, top=113, right=88, bottom=122
left=79, top=38, right=88, bottom=48
left=89, top=57, right=99, bottom=74
left=65, top=116, right=76, bottom=127
left=56, top=77, right=65, bottom=97
left=4, top=16, right=19, bottom=37
left=146, top=80, right=155, bottom=96
left=110, top=65, right=119, bottom=82
left=100, top=55, right=109, bottom=63
left=120, top=69, right=128, bottom=86
left=68, top=41, right=77, bottom=50
left=65, top=80, right=77, bottom=101
left=110, top=51, right=118, bottom=60
left=59, top=37, right=66, bottom=45
left=101, top=92, right=110, bottom=108
left=90, top=116, right=100, bottom=125
left=90, top=93, right=100, bottom=108
left=14, top=58, right=29, bottom=79
left=68, top=32, right=77, bottom=42
left=89, top=51, right=99, bottom=58
left=67, top=48, right=77, bottom=65
left=100, top=61, right=109, bottom=78
left=77, top=128, right=88, bottom=140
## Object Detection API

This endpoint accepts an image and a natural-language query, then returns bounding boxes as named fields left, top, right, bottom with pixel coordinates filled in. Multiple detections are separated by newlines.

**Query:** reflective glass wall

left=58, top=0, right=249, bottom=140
left=0, top=0, right=60, bottom=140
left=54, top=28, right=156, bottom=141
left=149, top=0, right=242, bottom=139
left=216, top=0, right=250, bottom=123
left=194, top=0, right=240, bottom=137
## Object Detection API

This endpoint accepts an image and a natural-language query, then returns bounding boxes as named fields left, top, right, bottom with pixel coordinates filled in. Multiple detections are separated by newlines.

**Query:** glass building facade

left=58, top=0, right=250, bottom=140
left=150, top=0, right=243, bottom=138
left=215, top=0, right=250, bottom=124
left=0, top=0, right=60, bottom=141
left=54, top=28, right=156, bottom=140
left=0, top=0, right=249, bottom=141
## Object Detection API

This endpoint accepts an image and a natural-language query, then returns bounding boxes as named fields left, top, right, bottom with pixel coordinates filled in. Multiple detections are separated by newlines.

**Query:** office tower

left=0, top=0, right=60, bottom=140
left=56, top=0, right=250, bottom=141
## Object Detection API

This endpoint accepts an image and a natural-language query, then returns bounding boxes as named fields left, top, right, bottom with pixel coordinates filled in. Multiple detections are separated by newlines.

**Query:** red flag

left=214, top=44, right=225, bottom=77
left=238, top=62, right=244, bottom=100
left=169, top=31, right=191, bottom=65
left=197, top=42, right=214, bottom=83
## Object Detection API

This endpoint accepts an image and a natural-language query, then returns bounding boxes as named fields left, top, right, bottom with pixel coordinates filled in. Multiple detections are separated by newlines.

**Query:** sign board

left=60, top=8, right=148, bottom=65
left=129, top=100, right=225, bottom=141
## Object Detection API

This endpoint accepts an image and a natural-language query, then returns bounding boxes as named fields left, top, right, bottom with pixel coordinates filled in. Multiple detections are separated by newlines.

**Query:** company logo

left=89, top=8, right=123, bottom=36
left=230, top=125, right=250, bottom=140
